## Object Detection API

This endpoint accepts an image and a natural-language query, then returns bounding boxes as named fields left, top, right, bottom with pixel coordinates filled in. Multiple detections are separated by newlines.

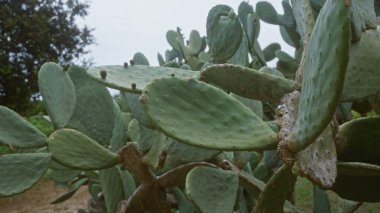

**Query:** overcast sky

left=82, top=0, right=293, bottom=66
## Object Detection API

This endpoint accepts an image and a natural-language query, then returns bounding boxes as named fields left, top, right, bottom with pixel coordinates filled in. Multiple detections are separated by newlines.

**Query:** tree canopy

left=0, top=0, right=94, bottom=114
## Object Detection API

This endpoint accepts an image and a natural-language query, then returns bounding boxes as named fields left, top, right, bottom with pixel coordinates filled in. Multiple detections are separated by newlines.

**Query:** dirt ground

left=0, top=180, right=90, bottom=213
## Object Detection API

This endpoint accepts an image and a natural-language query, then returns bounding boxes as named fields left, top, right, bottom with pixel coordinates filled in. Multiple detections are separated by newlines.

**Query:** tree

left=0, top=0, right=94, bottom=114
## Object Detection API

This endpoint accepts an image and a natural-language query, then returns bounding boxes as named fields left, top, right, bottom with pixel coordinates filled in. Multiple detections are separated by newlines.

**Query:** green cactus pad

left=38, top=62, right=76, bottom=128
left=288, top=0, right=350, bottom=152
left=350, top=1, right=365, bottom=42
left=201, top=64, right=297, bottom=102
left=127, top=119, right=140, bottom=142
left=255, top=165, right=297, bottom=212
left=293, top=124, right=337, bottom=188
left=132, top=52, right=150, bottom=66
left=338, top=198, right=362, bottom=213
left=188, top=30, right=203, bottom=56
left=49, top=169, right=81, bottom=183
left=172, top=188, right=197, bottom=213
left=144, top=132, right=166, bottom=168
left=337, top=162, right=380, bottom=176
left=256, top=1, right=279, bottom=24
left=341, top=30, right=380, bottom=101
left=335, top=116, right=380, bottom=164
left=121, top=92, right=152, bottom=127
left=279, top=1, right=296, bottom=28
left=263, top=43, right=281, bottom=61
left=48, top=128, right=120, bottom=170
left=253, top=160, right=274, bottom=182
left=164, top=138, right=220, bottom=168
left=186, top=166, right=239, bottom=213
left=157, top=53, right=165, bottom=66
left=246, top=13, right=261, bottom=47
left=238, top=1, right=260, bottom=44
left=227, top=32, right=249, bottom=66
left=142, top=77, right=277, bottom=151
left=310, top=0, right=326, bottom=11
left=87, top=65, right=198, bottom=94
left=290, top=0, right=315, bottom=41
left=0, top=106, right=47, bottom=148
left=232, top=93, right=264, bottom=119
left=332, top=163, right=380, bottom=202
left=206, top=5, right=243, bottom=63
left=0, top=153, right=51, bottom=196
left=355, top=0, right=377, bottom=30
left=67, top=65, right=115, bottom=146
left=158, top=162, right=216, bottom=189
left=110, top=102, right=126, bottom=152
left=118, top=167, right=136, bottom=199
left=280, top=26, right=301, bottom=49
left=166, top=30, right=185, bottom=53
left=99, top=167, right=125, bottom=213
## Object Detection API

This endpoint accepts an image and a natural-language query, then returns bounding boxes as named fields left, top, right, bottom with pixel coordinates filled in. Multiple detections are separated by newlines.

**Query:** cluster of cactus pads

left=1, top=0, right=380, bottom=212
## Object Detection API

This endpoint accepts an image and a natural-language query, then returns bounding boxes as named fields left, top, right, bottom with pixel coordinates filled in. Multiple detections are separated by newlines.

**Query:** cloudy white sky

left=82, top=0, right=293, bottom=66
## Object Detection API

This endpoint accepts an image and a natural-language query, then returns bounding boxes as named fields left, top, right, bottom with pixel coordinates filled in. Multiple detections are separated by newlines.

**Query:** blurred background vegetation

left=0, top=0, right=94, bottom=116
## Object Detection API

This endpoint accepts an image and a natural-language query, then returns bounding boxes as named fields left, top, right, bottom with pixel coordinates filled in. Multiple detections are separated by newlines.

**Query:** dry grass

left=0, top=180, right=90, bottom=213
left=295, top=177, right=380, bottom=213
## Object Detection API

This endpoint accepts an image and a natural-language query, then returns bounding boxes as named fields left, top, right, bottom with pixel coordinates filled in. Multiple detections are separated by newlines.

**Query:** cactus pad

left=142, top=77, right=277, bottom=151
left=186, top=166, right=239, bottom=213
left=132, top=52, right=150, bottom=66
left=332, top=162, right=380, bottom=202
left=38, top=62, right=76, bottom=128
left=0, top=106, right=47, bottom=148
left=87, top=65, right=198, bottom=94
left=48, top=128, right=120, bottom=170
left=337, top=162, right=380, bottom=176
left=188, top=30, right=203, bottom=56
left=201, top=64, right=297, bottom=102
left=207, top=5, right=242, bottom=63
left=288, top=0, right=350, bottom=152
left=256, top=1, right=279, bottom=24
left=67, top=65, right=115, bottom=146
left=164, top=138, right=220, bottom=168
left=335, top=116, right=380, bottom=164
left=341, top=30, right=380, bottom=101
left=354, top=0, right=377, bottom=30
left=255, top=165, right=297, bottom=212
left=0, top=153, right=51, bottom=196
left=99, top=167, right=125, bottom=213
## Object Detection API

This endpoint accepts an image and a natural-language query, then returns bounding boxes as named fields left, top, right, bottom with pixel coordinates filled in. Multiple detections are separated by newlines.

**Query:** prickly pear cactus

left=1, top=0, right=380, bottom=212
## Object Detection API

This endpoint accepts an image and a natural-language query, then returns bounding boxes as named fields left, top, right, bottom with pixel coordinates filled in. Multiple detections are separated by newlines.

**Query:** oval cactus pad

left=0, top=153, right=51, bottom=196
left=0, top=106, right=47, bottom=148
left=38, top=62, right=76, bottom=128
left=87, top=65, right=199, bottom=94
left=288, top=0, right=351, bottom=152
left=142, top=77, right=277, bottom=151
left=186, top=166, right=239, bottom=213
left=48, top=128, right=120, bottom=170
left=202, top=64, right=297, bottom=102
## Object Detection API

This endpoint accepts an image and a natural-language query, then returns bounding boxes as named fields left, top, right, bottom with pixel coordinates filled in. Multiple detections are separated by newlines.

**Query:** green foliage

left=0, top=0, right=94, bottom=113
left=1, top=0, right=380, bottom=213
left=27, top=114, right=54, bottom=136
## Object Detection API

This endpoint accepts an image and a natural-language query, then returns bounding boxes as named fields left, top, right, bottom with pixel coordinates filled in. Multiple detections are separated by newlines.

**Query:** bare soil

left=0, top=180, right=90, bottom=213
